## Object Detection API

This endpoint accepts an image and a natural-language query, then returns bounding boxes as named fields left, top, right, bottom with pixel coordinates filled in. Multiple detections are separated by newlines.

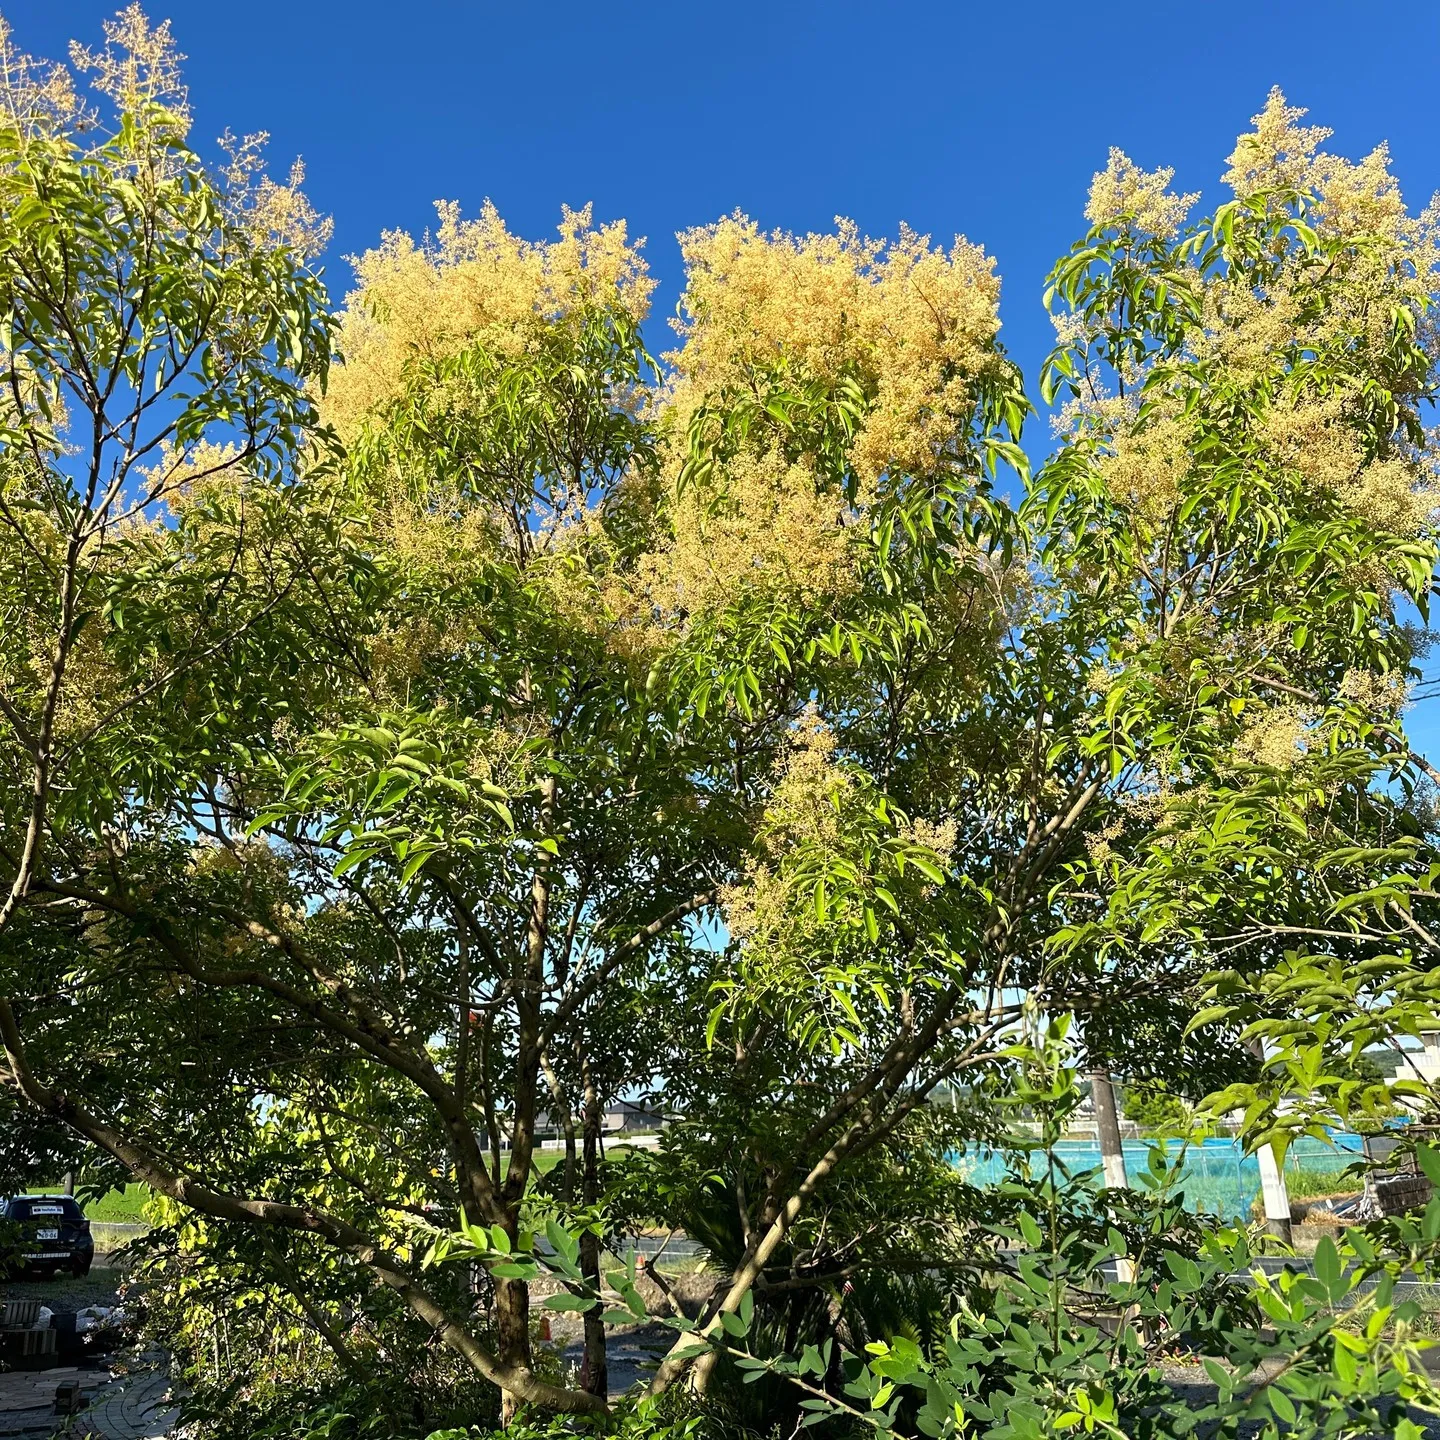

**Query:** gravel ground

left=1, top=1264, right=123, bottom=1316
left=544, top=1315, right=676, bottom=1395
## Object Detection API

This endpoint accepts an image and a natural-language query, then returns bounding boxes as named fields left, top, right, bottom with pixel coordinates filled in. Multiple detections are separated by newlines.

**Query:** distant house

left=1401, top=1026, right=1440, bottom=1106
left=604, top=1099, right=666, bottom=1133
left=531, top=1098, right=671, bottom=1144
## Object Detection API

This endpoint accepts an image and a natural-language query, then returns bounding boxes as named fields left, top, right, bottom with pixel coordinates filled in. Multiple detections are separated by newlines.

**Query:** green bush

left=424, top=1394, right=704, bottom=1440
left=1120, top=1082, right=1191, bottom=1135
left=132, top=1219, right=517, bottom=1440
left=717, top=1047, right=1440, bottom=1440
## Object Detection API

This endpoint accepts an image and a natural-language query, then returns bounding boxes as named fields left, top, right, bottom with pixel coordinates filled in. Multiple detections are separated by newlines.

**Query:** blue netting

left=951, top=1133, right=1369, bottom=1220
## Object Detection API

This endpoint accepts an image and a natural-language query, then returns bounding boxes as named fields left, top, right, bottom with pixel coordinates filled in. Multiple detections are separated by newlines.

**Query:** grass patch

left=498, top=1150, right=564, bottom=1179
left=1286, top=1166, right=1364, bottom=1200
left=498, top=1145, right=646, bottom=1179
left=22, top=1182, right=150, bottom=1224
left=83, top=1183, right=150, bottom=1222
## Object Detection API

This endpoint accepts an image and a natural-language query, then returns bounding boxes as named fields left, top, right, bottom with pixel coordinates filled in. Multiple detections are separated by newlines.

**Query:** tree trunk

left=494, top=1273, right=533, bottom=1424
left=655, top=1128, right=853, bottom=1396
left=1090, top=1068, right=1128, bottom=1191
left=579, top=1061, right=608, bottom=1399
left=540, top=1050, right=578, bottom=1206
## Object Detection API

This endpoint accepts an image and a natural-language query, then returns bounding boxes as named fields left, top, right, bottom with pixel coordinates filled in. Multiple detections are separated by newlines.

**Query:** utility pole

left=1256, top=1144, right=1293, bottom=1245
left=1090, top=1069, right=1129, bottom=1191
left=1243, top=1039, right=1293, bottom=1245
left=1090, top=1068, right=1136, bottom=1284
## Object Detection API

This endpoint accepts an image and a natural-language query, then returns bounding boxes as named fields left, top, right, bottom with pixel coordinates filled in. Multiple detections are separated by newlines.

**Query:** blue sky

left=19, top=0, right=1440, bottom=397
left=16, top=0, right=1440, bottom=746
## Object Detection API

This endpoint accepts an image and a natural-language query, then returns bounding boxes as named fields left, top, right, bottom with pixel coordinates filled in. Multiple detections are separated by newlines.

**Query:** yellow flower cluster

left=1220, top=87, right=1410, bottom=242
left=1205, top=94, right=1438, bottom=397
left=68, top=3, right=188, bottom=130
left=1084, top=148, right=1198, bottom=239
left=1339, top=667, right=1410, bottom=719
left=146, top=441, right=249, bottom=515
left=325, top=201, right=652, bottom=441
left=666, top=213, right=1002, bottom=486
left=1084, top=814, right=1126, bottom=867
left=360, top=495, right=500, bottom=697
left=898, top=814, right=957, bottom=870
left=1195, top=280, right=1307, bottom=384
left=1093, top=404, right=1193, bottom=524
left=643, top=448, right=858, bottom=625
left=723, top=713, right=850, bottom=944
left=1259, top=397, right=1438, bottom=538
left=1070, top=91, right=1440, bottom=559
left=219, top=137, right=332, bottom=260
left=0, top=16, right=82, bottom=133
left=760, top=710, right=850, bottom=851
left=1233, top=705, right=1311, bottom=769
left=1224, top=89, right=1440, bottom=269
left=1222, top=88, right=1333, bottom=200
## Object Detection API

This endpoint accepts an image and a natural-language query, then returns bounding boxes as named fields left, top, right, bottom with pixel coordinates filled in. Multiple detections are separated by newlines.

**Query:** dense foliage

left=2, top=11, right=1440, bottom=1437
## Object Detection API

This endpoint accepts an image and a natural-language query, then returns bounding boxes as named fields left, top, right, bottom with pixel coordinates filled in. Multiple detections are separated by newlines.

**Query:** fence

left=90, top=1220, right=146, bottom=1254
left=954, top=1134, right=1369, bottom=1219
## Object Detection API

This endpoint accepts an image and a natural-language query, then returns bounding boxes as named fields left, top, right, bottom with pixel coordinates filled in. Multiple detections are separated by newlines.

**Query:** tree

left=5, top=31, right=1440, bottom=1433
left=1120, top=1081, right=1190, bottom=1135
left=0, top=4, right=337, bottom=1194
left=629, top=96, right=1440, bottom=1394
left=1043, top=94, right=1440, bottom=1152
left=2, top=11, right=1026, bottom=1418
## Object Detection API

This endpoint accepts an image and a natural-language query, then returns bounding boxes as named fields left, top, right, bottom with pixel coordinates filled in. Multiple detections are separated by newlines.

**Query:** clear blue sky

left=18, top=0, right=1440, bottom=397
left=15, top=0, right=1440, bottom=747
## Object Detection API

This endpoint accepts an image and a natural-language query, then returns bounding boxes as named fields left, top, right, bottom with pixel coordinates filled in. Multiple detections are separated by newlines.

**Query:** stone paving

left=2, top=1265, right=176, bottom=1440
left=0, top=1362, right=176, bottom=1440
left=66, top=1366, right=176, bottom=1440
left=554, top=1318, right=672, bottom=1395
left=0, top=1365, right=82, bottom=1437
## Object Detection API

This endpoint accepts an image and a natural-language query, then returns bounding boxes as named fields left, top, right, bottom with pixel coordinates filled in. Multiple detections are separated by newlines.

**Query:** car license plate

left=36, top=1228, right=58, bottom=1240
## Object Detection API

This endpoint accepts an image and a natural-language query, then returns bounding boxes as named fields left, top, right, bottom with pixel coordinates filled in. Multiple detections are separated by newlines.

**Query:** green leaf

left=1416, top=1145, right=1440, bottom=1187
left=544, top=1294, right=596, bottom=1313
left=1332, top=1339, right=1358, bottom=1386
left=545, top=1217, right=579, bottom=1262
left=1268, top=1387, right=1297, bottom=1424
left=490, top=1262, right=536, bottom=1280
left=398, top=849, right=431, bottom=887
left=1312, top=1237, right=1342, bottom=1300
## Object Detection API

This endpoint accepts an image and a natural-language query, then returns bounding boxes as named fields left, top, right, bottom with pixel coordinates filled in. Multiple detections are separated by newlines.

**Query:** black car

left=0, top=1195, right=94, bottom=1277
